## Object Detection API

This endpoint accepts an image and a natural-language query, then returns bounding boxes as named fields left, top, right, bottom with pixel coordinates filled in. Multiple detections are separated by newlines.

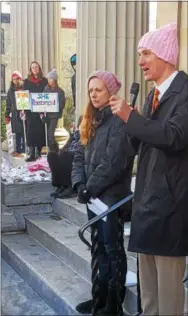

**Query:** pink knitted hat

left=12, top=71, right=23, bottom=80
left=88, top=70, right=122, bottom=95
left=138, top=23, right=179, bottom=66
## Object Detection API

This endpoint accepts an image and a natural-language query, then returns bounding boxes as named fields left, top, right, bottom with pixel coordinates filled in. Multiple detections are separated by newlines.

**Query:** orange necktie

left=152, top=88, right=160, bottom=112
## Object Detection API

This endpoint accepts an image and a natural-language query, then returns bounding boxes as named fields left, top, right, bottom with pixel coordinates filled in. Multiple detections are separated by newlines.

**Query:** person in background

left=72, top=71, right=134, bottom=316
left=47, top=116, right=82, bottom=199
left=5, top=71, right=25, bottom=157
left=23, top=61, right=48, bottom=161
left=42, top=69, right=66, bottom=152
left=110, top=23, right=188, bottom=316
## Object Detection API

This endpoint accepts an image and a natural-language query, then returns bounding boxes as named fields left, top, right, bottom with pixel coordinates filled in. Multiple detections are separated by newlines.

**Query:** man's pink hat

left=138, top=23, right=179, bottom=66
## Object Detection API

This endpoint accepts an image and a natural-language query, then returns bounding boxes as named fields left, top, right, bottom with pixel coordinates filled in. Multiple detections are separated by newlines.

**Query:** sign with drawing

left=30, top=93, right=59, bottom=113
left=15, top=90, right=30, bottom=110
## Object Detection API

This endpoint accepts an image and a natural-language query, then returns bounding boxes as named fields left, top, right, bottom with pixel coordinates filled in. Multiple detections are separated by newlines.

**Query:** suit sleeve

left=126, top=99, right=188, bottom=152
left=86, top=121, right=134, bottom=198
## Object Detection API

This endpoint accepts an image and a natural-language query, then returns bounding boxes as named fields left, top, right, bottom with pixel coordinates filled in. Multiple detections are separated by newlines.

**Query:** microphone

left=130, top=82, right=140, bottom=108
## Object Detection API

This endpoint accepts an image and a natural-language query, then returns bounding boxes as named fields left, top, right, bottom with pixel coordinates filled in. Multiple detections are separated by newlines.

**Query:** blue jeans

left=16, top=134, right=25, bottom=153
left=87, top=208, right=127, bottom=289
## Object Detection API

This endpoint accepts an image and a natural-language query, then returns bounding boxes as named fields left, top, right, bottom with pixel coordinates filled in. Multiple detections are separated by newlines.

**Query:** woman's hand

left=77, top=183, right=91, bottom=204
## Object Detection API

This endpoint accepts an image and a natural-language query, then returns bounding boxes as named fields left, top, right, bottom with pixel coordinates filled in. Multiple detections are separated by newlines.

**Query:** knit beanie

left=138, top=23, right=179, bottom=66
left=47, top=69, right=58, bottom=80
left=88, top=70, right=122, bottom=95
left=12, top=71, right=22, bottom=80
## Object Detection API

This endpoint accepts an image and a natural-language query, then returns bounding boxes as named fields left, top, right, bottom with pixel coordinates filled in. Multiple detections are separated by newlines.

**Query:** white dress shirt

left=156, top=71, right=178, bottom=101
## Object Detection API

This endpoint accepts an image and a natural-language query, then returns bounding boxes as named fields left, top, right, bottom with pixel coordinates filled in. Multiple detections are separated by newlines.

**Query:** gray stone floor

left=1, top=259, right=56, bottom=316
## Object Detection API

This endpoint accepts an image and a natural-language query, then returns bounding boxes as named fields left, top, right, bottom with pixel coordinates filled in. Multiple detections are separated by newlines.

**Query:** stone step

left=2, top=233, right=91, bottom=315
left=1, top=259, right=56, bottom=316
left=25, top=213, right=138, bottom=314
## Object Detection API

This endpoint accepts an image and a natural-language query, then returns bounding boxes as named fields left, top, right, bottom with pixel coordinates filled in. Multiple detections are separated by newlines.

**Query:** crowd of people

left=5, top=22, right=188, bottom=316
left=5, top=61, right=65, bottom=161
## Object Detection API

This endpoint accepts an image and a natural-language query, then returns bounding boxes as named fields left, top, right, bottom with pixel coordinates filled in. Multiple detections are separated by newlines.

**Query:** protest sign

left=30, top=93, right=59, bottom=113
left=15, top=90, right=30, bottom=110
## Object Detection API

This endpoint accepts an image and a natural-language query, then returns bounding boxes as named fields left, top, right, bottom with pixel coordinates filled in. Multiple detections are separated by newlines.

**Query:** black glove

left=41, top=116, right=49, bottom=124
left=77, top=183, right=91, bottom=204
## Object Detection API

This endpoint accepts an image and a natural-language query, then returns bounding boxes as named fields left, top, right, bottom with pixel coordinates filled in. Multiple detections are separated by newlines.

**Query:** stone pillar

left=178, top=2, right=188, bottom=71
left=10, top=0, right=61, bottom=78
left=156, top=1, right=188, bottom=72
left=76, top=1, right=149, bottom=117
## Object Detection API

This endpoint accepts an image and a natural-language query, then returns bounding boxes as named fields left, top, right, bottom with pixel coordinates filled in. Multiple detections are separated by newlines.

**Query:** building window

left=1, top=28, right=5, bottom=54
left=1, top=64, right=6, bottom=93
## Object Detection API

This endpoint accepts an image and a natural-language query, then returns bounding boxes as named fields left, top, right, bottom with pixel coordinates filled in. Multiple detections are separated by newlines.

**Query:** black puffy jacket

left=72, top=106, right=134, bottom=215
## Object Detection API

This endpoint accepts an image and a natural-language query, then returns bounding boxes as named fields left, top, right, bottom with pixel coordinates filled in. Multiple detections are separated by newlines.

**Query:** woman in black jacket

left=72, top=70, right=134, bottom=316
left=42, top=69, right=66, bottom=152
left=23, top=61, right=48, bottom=161
left=5, top=71, right=25, bottom=156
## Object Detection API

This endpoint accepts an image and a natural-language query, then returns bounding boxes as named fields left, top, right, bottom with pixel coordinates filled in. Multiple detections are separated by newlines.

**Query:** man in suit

left=109, top=23, right=188, bottom=315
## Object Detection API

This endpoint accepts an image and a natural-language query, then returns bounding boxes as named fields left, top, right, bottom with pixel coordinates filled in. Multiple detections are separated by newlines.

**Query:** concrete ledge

left=1, top=181, right=53, bottom=206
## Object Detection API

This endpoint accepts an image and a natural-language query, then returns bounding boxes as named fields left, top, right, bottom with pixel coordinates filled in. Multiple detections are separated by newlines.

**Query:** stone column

left=10, top=0, right=61, bottom=78
left=76, top=1, right=149, bottom=116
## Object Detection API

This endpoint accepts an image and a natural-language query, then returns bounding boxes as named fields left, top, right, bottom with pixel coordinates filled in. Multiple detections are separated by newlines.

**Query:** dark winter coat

left=6, top=84, right=23, bottom=134
left=44, top=85, right=66, bottom=119
left=127, top=71, right=188, bottom=256
left=72, top=106, right=134, bottom=216
left=23, top=77, right=48, bottom=147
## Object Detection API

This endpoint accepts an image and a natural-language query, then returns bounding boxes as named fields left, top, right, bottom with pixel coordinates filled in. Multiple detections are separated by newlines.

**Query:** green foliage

left=1, top=99, right=7, bottom=142
left=63, top=97, right=74, bottom=132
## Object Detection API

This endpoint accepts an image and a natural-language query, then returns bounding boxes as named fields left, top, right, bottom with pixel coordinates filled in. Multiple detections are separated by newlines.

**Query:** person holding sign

left=23, top=61, right=48, bottom=161
left=5, top=71, right=25, bottom=157
left=42, top=69, right=66, bottom=152
left=72, top=71, right=134, bottom=316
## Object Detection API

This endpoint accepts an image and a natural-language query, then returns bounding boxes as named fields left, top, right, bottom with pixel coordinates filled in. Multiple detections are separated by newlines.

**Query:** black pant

left=26, top=112, right=45, bottom=147
left=47, top=118, right=58, bottom=152
left=88, top=208, right=127, bottom=289
left=47, top=150, right=74, bottom=187
left=16, top=134, right=25, bottom=153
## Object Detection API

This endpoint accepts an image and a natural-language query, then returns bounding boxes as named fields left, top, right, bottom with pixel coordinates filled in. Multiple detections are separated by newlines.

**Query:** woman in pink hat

left=5, top=71, right=25, bottom=157
left=72, top=70, right=134, bottom=316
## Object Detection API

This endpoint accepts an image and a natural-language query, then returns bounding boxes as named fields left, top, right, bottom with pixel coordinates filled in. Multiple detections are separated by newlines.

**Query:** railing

left=78, top=193, right=134, bottom=249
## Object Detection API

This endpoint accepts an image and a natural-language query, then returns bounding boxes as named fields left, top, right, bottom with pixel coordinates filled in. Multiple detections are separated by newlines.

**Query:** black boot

left=56, top=187, right=77, bottom=199
left=50, top=186, right=64, bottom=198
left=96, top=287, right=124, bottom=316
left=25, top=147, right=35, bottom=162
left=76, top=280, right=108, bottom=314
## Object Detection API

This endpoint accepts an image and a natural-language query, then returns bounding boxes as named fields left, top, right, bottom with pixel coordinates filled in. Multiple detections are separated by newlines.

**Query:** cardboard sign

left=30, top=93, right=59, bottom=113
left=15, top=90, right=30, bottom=110
left=6, top=122, right=16, bottom=154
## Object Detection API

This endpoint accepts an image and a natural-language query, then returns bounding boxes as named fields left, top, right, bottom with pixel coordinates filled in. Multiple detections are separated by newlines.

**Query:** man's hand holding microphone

left=109, top=82, right=140, bottom=121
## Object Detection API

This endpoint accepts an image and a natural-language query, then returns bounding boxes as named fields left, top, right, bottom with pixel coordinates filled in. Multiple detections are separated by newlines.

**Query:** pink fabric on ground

left=27, top=157, right=50, bottom=173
